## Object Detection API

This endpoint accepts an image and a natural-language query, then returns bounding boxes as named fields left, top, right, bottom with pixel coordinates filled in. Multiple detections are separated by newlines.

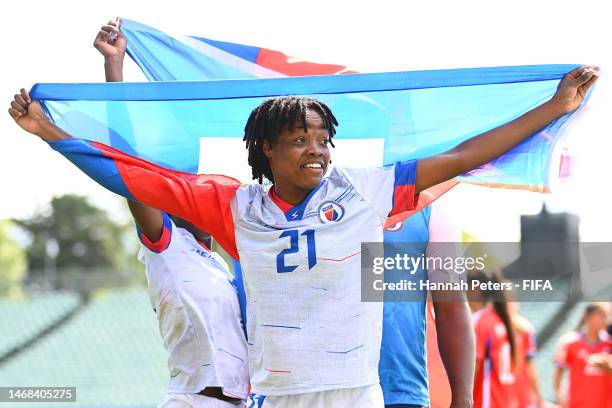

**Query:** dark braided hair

left=243, top=96, right=338, bottom=183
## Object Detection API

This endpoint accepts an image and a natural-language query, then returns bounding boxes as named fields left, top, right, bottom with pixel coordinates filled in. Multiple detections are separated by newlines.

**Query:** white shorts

left=246, top=384, right=384, bottom=408
left=158, top=393, right=243, bottom=408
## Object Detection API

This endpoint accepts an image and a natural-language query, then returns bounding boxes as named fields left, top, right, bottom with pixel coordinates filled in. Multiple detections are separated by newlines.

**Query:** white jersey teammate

left=138, top=212, right=249, bottom=408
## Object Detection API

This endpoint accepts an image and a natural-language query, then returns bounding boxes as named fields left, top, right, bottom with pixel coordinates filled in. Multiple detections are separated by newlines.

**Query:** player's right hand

left=8, top=89, right=52, bottom=138
left=93, top=17, right=127, bottom=60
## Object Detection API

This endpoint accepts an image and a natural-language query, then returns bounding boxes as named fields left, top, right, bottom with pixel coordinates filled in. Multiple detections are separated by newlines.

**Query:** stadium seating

left=0, top=292, right=80, bottom=357
left=0, top=288, right=601, bottom=407
left=0, top=288, right=167, bottom=408
left=531, top=302, right=589, bottom=402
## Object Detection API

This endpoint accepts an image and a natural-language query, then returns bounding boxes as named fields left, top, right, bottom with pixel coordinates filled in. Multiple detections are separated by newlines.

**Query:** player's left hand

left=551, top=65, right=599, bottom=114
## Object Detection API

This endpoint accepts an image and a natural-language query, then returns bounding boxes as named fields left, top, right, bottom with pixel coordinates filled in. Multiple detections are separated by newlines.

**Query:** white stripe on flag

left=331, top=138, right=385, bottom=167
left=198, top=137, right=385, bottom=181
left=198, top=137, right=252, bottom=181
left=174, top=34, right=287, bottom=79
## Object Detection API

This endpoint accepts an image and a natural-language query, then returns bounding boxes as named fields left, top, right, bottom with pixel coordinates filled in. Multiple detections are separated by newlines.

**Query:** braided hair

left=243, top=96, right=338, bottom=183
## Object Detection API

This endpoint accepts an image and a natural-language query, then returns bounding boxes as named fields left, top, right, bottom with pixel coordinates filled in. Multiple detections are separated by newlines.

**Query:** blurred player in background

left=93, top=20, right=248, bottom=408
left=554, top=303, right=611, bottom=408
left=468, top=270, right=519, bottom=408
left=510, top=302, right=550, bottom=408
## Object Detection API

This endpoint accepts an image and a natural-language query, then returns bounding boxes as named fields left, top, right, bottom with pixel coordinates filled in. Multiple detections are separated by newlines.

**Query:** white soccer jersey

left=230, top=163, right=418, bottom=396
left=138, top=213, right=249, bottom=399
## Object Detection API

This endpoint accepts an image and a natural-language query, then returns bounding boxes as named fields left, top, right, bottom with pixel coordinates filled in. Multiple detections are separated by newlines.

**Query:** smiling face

left=263, top=110, right=331, bottom=204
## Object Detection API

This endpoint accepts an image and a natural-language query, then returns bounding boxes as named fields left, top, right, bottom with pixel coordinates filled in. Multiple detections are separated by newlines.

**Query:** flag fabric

left=117, top=18, right=588, bottom=194
left=31, top=19, right=590, bottom=208
left=120, top=18, right=355, bottom=81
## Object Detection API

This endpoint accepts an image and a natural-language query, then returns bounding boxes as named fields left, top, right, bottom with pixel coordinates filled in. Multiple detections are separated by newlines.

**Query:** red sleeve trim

left=138, top=213, right=172, bottom=253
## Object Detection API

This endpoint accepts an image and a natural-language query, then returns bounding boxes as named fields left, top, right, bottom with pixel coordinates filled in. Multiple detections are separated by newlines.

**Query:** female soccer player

left=554, top=303, right=611, bottom=408
left=511, top=304, right=547, bottom=408
left=92, top=20, right=249, bottom=407
left=468, top=271, right=519, bottom=408
left=8, top=62, right=596, bottom=407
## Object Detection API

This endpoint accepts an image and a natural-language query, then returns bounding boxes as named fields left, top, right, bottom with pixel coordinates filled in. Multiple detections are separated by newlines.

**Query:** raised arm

left=93, top=17, right=126, bottom=83
left=415, top=66, right=598, bottom=193
left=8, top=90, right=240, bottom=258
left=93, top=17, right=165, bottom=242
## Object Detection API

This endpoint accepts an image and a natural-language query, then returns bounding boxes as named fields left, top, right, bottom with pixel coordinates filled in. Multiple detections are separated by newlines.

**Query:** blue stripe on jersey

left=284, top=179, right=326, bottom=221
left=335, top=185, right=353, bottom=203
left=231, top=259, right=249, bottom=340
left=394, top=159, right=418, bottom=186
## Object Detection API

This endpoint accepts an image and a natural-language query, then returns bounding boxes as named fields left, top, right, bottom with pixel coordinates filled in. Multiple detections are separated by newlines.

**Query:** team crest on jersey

left=317, top=200, right=345, bottom=223
left=385, top=220, right=404, bottom=232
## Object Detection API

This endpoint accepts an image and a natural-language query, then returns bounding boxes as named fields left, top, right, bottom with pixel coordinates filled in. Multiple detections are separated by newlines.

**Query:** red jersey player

left=512, top=309, right=546, bottom=408
left=554, top=303, right=612, bottom=408
left=469, top=271, right=519, bottom=408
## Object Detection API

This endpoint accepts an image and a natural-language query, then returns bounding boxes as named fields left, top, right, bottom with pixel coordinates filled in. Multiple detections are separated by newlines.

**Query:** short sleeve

left=338, top=159, right=419, bottom=218
left=137, top=212, right=173, bottom=253
left=554, top=332, right=575, bottom=368
left=389, top=159, right=420, bottom=216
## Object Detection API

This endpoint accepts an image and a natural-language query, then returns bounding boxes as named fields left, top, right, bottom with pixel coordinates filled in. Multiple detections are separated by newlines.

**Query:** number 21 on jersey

left=276, top=229, right=317, bottom=273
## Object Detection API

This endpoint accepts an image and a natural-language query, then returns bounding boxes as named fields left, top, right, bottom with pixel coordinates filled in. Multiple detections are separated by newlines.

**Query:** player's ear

left=263, top=140, right=273, bottom=158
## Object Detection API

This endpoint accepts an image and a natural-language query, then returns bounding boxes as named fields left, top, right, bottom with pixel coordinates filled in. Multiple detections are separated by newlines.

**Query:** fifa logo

left=317, top=201, right=345, bottom=223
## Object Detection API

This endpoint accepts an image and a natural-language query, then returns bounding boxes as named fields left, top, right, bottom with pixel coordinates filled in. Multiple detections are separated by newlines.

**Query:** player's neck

left=272, top=183, right=311, bottom=206
left=583, top=328, right=601, bottom=344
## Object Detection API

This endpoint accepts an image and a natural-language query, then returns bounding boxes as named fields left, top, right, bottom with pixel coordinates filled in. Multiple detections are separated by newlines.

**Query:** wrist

left=546, top=97, right=570, bottom=117
left=450, top=396, right=474, bottom=408
left=104, top=58, right=124, bottom=82
left=104, top=54, right=125, bottom=66
left=37, top=121, right=67, bottom=141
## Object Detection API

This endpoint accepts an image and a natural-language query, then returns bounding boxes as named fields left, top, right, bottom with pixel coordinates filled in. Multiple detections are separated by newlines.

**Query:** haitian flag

left=118, top=18, right=585, bottom=194
left=31, top=18, right=590, bottom=200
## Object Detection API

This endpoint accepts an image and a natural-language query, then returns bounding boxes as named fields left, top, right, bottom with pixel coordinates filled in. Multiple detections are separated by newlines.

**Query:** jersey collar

left=269, top=180, right=326, bottom=221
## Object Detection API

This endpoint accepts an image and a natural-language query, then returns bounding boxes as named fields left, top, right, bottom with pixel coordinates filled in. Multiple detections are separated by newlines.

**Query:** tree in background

left=0, top=220, right=28, bottom=299
left=14, top=194, right=141, bottom=290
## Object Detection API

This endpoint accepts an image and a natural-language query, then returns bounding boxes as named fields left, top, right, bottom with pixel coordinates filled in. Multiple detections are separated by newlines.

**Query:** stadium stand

left=0, top=287, right=167, bottom=408
left=531, top=301, right=590, bottom=402
left=519, top=301, right=564, bottom=334
left=0, top=292, right=81, bottom=359
left=0, top=287, right=604, bottom=407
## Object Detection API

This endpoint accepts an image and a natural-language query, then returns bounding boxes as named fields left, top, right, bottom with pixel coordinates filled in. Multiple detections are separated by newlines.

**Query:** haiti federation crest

left=317, top=201, right=345, bottom=224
